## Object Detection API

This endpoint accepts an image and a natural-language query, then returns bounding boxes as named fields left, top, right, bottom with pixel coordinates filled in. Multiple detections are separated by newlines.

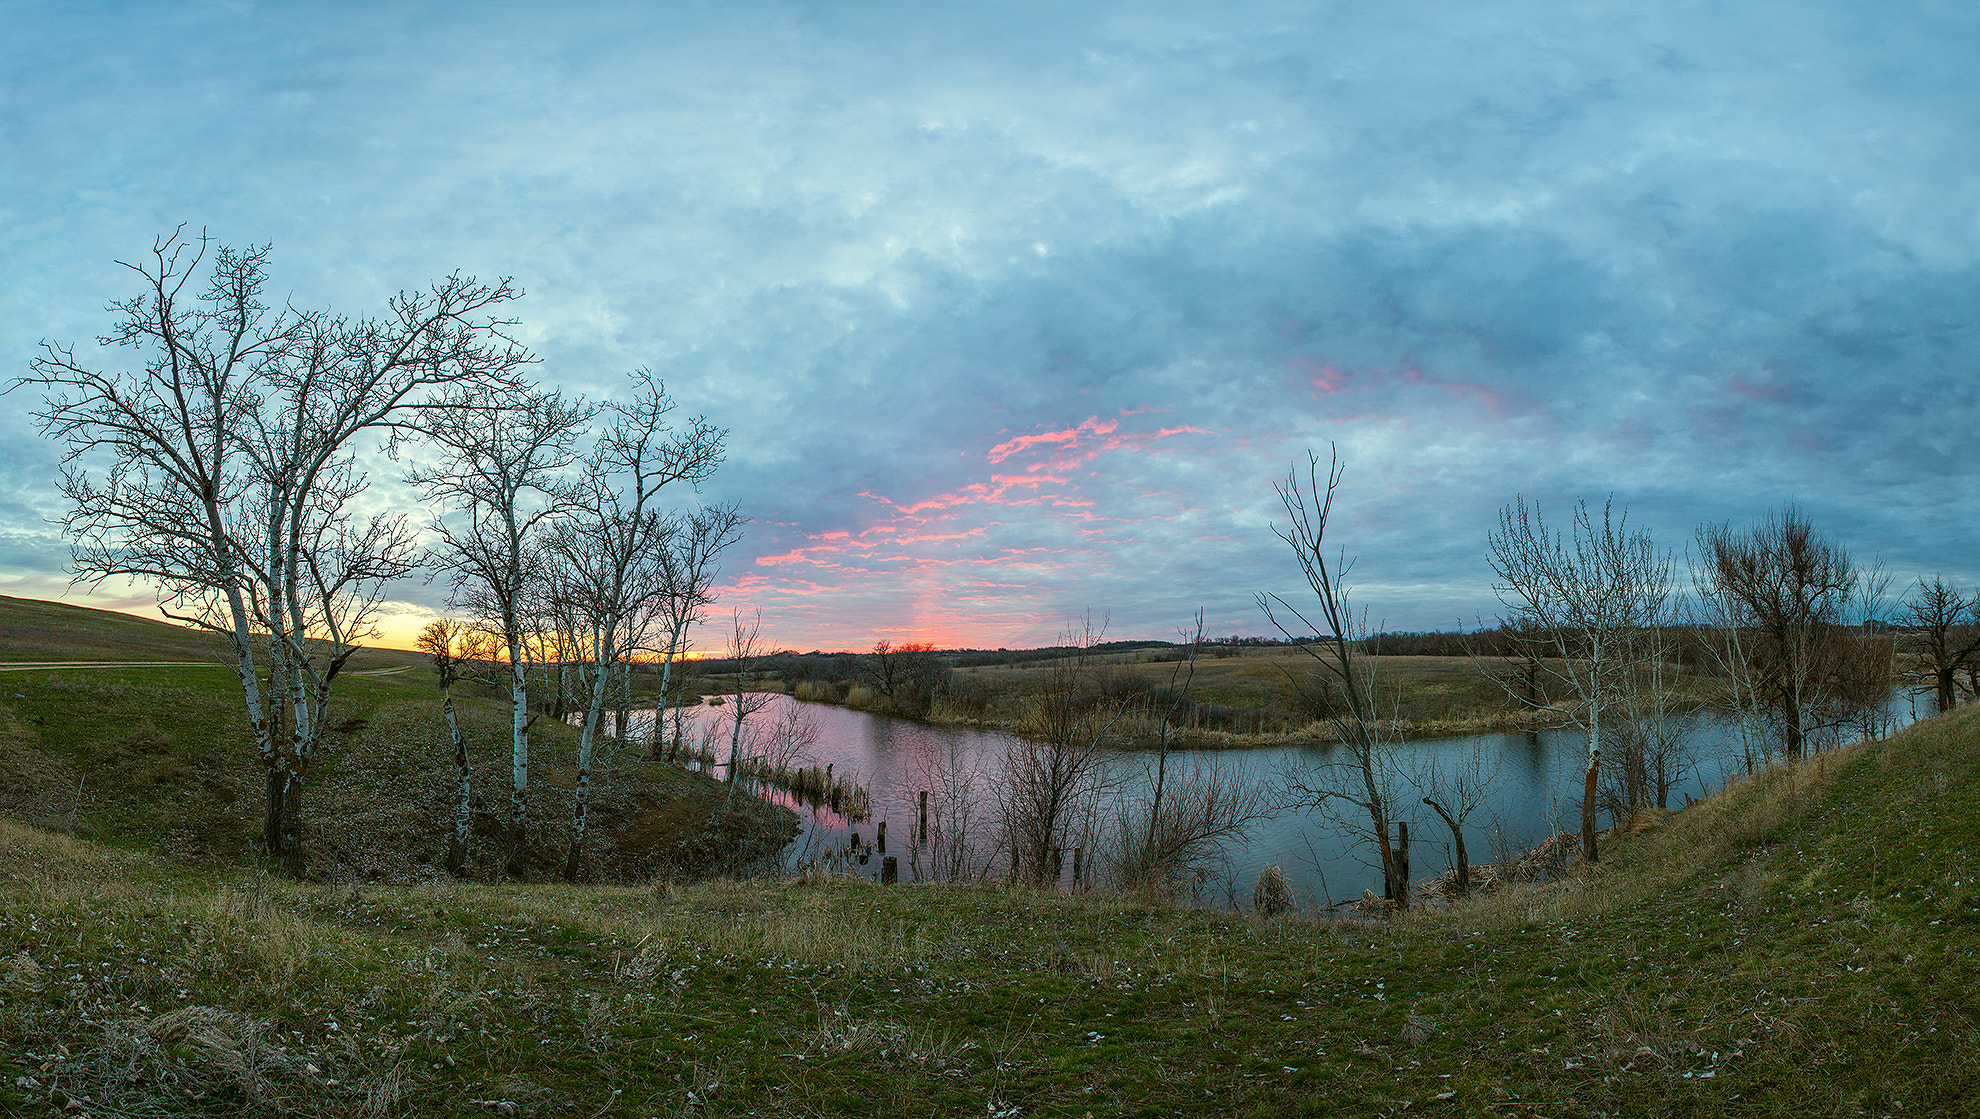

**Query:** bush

left=793, top=679, right=842, bottom=704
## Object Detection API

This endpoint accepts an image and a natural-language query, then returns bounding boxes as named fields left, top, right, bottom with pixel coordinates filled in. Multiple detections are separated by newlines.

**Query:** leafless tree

left=546, top=371, right=727, bottom=880
left=755, top=697, right=819, bottom=774
left=1489, top=495, right=1670, bottom=862
left=912, top=727, right=988, bottom=882
left=1696, top=508, right=1861, bottom=758
left=1415, top=737, right=1504, bottom=899
left=415, top=618, right=476, bottom=875
left=1145, top=612, right=1203, bottom=858
left=1110, top=757, right=1270, bottom=898
left=860, top=640, right=950, bottom=718
left=1602, top=613, right=1696, bottom=815
left=724, top=609, right=776, bottom=794
left=994, top=614, right=1124, bottom=887
left=410, top=387, right=593, bottom=874
left=20, top=229, right=529, bottom=875
left=643, top=504, right=745, bottom=758
left=1903, top=575, right=1980, bottom=715
left=1256, top=448, right=1410, bottom=904
left=1108, top=613, right=1271, bottom=895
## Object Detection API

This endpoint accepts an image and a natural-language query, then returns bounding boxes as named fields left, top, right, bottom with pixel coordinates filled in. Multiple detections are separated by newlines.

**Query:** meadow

left=1, top=601, right=1971, bottom=1116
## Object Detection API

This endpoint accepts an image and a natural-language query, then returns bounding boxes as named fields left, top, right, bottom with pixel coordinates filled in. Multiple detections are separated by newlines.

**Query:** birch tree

left=410, top=387, right=593, bottom=874
left=547, top=371, right=727, bottom=881
left=643, top=503, right=745, bottom=758
left=1488, top=496, right=1668, bottom=862
left=415, top=618, right=475, bottom=875
left=21, top=229, right=529, bottom=875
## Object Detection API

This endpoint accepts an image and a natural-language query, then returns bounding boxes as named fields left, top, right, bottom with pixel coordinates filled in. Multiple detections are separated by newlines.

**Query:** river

left=640, top=688, right=1926, bottom=909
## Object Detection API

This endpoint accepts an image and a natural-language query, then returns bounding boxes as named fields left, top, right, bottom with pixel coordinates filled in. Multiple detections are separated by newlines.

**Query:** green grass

left=4, top=692, right=1977, bottom=1115
left=0, top=593, right=428, bottom=670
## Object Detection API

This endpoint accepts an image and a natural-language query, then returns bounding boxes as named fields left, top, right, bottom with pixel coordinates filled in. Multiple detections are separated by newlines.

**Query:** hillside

left=1, top=653, right=1975, bottom=1114
left=0, top=594, right=425, bottom=671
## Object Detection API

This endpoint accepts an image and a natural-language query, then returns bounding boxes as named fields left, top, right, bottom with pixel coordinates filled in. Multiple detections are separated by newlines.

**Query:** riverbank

left=0, top=664, right=796, bottom=884
left=711, top=648, right=1722, bottom=747
left=4, top=703, right=1973, bottom=1116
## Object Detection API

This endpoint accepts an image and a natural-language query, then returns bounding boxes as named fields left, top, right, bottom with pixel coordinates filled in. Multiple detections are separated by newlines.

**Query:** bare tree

left=724, top=609, right=775, bottom=793
left=860, top=640, right=950, bottom=718
left=1488, top=496, right=1669, bottom=862
left=546, top=371, right=727, bottom=880
left=1416, top=737, right=1505, bottom=899
left=20, top=229, right=529, bottom=875
left=1111, top=758, right=1270, bottom=898
left=1603, top=612, right=1696, bottom=815
left=912, top=727, right=988, bottom=882
left=1903, top=575, right=1980, bottom=715
left=1145, top=612, right=1203, bottom=859
left=994, top=614, right=1123, bottom=887
left=755, top=698, right=819, bottom=774
left=1108, top=613, right=1270, bottom=895
left=1696, top=508, right=1860, bottom=758
left=1256, top=448, right=1409, bottom=905
left=416, top=618, right=476, bottom=876
left=644, top=504, right=745, bottom=758
left=410, top=387, right=593, bottom=874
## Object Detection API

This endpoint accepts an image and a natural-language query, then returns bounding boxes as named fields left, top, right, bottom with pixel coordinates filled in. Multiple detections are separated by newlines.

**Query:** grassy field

left=3, top=681, right=1976, bottom=1114
left=0, top=595, right=792, bottom=883
left=937, top=646, right=1625, bottom=745
left=1, top=597, right=1971, bottom=1116
left=0, top=594, right=425, bottom=671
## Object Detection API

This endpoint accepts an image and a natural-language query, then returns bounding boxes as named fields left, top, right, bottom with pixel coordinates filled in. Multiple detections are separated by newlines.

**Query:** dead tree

left=1257, top=447, right=1409, bottom=905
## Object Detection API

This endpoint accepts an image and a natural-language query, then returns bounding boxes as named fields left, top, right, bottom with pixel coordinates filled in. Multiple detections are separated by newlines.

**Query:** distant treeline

left=683, top=623, right=1913, bottom=679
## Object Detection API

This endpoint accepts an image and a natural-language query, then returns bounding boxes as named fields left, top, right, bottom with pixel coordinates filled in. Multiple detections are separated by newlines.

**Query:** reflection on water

left=632, top=691, right=1918, bottom=909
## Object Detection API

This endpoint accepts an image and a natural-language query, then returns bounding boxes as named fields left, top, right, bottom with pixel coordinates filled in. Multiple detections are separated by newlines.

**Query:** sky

left=2, top=0, right=1976, bottom=653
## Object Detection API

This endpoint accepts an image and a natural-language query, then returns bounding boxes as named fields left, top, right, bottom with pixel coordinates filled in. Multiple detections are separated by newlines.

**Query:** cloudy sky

left=3, top=0, right=1975, bottom=652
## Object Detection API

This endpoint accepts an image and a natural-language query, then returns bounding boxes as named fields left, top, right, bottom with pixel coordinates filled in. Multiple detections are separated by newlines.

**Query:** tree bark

left=443, top=690, right=471, bottom=877
left=1581, top=759, right=1600, bottom=863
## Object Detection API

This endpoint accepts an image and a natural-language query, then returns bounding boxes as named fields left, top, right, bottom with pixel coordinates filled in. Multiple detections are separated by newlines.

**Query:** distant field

left=951, top=644, right=1577, bottom=741
left=0, top=595, right=424, bottom=671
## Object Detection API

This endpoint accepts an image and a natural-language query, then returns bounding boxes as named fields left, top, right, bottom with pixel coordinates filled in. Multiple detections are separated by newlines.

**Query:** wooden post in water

left=882, top=855, right=897, bottom=885
left=877, top=820, right=887, bottom=854
left=918, top=791, right=929, bottom=841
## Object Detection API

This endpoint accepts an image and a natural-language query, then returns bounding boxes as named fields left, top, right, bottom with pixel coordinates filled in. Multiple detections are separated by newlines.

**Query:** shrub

left=1253, top=864, right=1292, bottom=918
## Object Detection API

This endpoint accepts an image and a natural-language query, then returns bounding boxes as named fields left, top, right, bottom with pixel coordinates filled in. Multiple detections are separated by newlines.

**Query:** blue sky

left=3, top=0, right=1976, bottom=652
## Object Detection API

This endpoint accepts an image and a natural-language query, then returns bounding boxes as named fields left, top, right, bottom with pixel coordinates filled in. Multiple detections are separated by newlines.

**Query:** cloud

left=2, top=0, right=1975, bottom=649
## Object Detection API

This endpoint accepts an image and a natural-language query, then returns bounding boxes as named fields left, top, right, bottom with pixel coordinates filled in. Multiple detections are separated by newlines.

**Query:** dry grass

left=946, top=648, right=1577, bottom=744
left=2, top=625, right=1977, bottom=1115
